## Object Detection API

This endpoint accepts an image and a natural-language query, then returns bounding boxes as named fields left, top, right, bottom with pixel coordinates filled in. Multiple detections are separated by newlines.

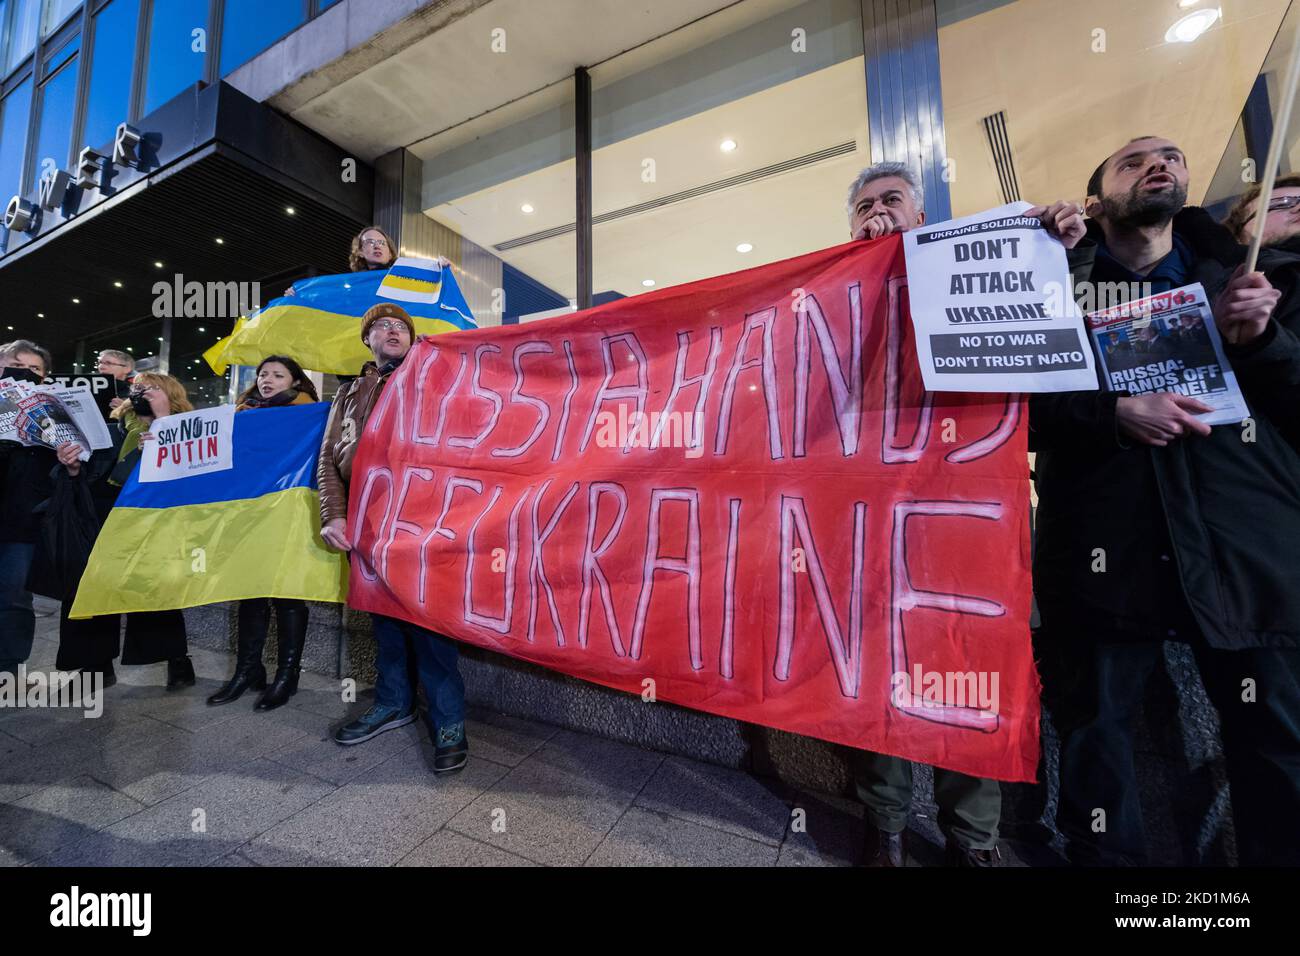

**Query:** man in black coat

left=1031, top=136, right=1300, bottom=865
left=0, top=341, right=55, bottom=676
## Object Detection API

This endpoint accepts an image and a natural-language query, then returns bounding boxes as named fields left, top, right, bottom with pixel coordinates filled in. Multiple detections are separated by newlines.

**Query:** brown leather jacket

left=317, top=361, right=396, bottom=525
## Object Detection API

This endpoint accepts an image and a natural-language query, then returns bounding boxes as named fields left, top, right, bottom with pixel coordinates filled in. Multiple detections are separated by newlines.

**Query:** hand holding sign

left=1025, top=200, right=1086, bottom=249
left=1116, top=393, right=1215, bottom=446
left=1213, top=266, right=1280, bottom=346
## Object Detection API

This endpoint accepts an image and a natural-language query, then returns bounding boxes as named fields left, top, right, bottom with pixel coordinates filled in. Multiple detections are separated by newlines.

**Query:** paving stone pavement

left=1, top=599, right=1036, bottom=867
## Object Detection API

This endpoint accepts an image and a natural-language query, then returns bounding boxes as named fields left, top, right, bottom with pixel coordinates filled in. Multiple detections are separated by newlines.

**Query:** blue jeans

left=370, top=614, right=465, bottom=743
left=0, top=541, right=36, bottom=675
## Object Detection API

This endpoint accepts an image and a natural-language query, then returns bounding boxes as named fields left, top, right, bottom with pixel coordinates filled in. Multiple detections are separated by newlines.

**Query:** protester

left=1223, top=173, right=1300, bottom=249
left=53, top=373, right=197, bottom=689
left=94, top=349, right=135, bottom=411
left=317, top=303, right=469, bottom=772
left=1031, top=135, right=1300, bottom=866
left=0, top=340, right=55, bottom=676
left=842, top=164, right=1082, bottom=866
left=208, top=356, right=321, bottom=709
left=285, top=225, right=449, bottom=295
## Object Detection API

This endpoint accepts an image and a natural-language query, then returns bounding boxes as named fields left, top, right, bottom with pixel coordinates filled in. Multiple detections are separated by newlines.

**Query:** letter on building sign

left=113, top=123, right=142, bottom=167
left=77, top=147, right=105, bottom=190
left=38, top=170, right=71, bottom=211
left=3, top=196, right=35, bottom=232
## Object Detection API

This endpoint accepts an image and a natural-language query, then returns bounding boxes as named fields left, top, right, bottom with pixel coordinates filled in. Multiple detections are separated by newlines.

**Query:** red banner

left=347, top=237, right=1039, bottom=782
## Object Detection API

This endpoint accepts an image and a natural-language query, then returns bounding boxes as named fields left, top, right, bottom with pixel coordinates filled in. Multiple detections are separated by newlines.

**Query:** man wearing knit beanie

left=359, top=302, right=416, bottom=344
left=315, top=297, right=469, bottom=773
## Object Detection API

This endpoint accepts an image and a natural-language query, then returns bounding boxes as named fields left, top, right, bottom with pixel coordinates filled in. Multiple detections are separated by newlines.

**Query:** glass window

left=937, top=0, right=1288, bottom=217
left=318, top=0, right=341, bottom=10
left=591, top=0, right=867, bottom=299
left=0, top=76, right=33, bottom=201
left=142, top=0, right=207, bottom=114
left=29, top=40, right=77, bottom=189
left=5, top=0, right=40, bottom=71
left=0, top=1, right=8, bottom=73
left=218, top=0, right=304, bottom=76
left=413, top=80, right=576, bottom=324
left=40, top=0, right=78, bottom=36
left=83, top=0, right=138, bottom=150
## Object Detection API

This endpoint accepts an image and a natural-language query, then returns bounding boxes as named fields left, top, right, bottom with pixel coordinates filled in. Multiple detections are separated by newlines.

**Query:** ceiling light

left=198, top=327, right=206, bottom=332
left=285, top=206, right=296, bottom=215
left=720, top=139, right=737, bottom=152
left=1165, top=7, right=1220, bottom=43
left=154, top=261, right=163, bottom=268
left=113, top=281, right=123, bottom=288
left=6, top=325, right=12, bottom=331
left=126, top=347, right=133, bottom=351
left=642, top=279, right=656, bottom=287
left=36, top=312, right=44, bottom=318
left=215, top=237, right=224, bottom=244
left=158, top=337, right=164, bottom=342
left=520, top=203, right=535, bottom=214
left=71, top=298, right=80, bottom=303
left=736, top=242, right=753, bottom=253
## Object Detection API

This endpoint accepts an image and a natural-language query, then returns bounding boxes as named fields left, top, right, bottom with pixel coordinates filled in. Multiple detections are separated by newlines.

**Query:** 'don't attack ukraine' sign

left=903, top=201, right=1098, bottom=393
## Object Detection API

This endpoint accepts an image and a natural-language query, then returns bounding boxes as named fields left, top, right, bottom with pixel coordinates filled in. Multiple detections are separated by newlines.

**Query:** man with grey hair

left=844, top=163, right=1084, bottom=867
left=96, top=349, right=135, bottom=411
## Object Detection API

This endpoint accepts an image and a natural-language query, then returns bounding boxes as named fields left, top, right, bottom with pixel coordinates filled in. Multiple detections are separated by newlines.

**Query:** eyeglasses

left=360, top=238, right=389, bottom=249
left=1244, top=193, right=1300, bottom=225
left=370, top=319, right=408, bottom=332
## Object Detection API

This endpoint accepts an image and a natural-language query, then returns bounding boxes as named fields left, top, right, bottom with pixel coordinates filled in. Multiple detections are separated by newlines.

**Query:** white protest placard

left=1088, top=282, right=1249, bottom=427
left=902, top=201, right=1097, bottom=392
left=139, top=405, right=236, bottom=483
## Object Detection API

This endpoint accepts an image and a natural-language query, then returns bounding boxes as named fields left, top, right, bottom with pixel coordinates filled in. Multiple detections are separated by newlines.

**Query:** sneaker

left=433, top=722, right=469, bottom=773
left=333, top=705, right=416, bottom=746
left=945, top=842, right=1001, bottom=867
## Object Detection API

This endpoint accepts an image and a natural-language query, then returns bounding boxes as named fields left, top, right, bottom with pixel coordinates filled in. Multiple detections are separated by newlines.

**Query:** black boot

left=256, top=600, right=306, bottom=711
left=166, top=655, right=196, bottom=690
left=208, top=603, right=268, bottom=706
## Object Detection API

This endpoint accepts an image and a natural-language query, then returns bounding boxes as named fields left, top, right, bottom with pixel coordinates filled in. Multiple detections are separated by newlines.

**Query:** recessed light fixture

left=520, top=203, right=535, bottom=214
left=6, top=325, right=12, bottom=331
left=71, top=298, right=80, bottom=304
left=113, top=281, right=123, bottom=288
left=198, top=326, right=206, bottom=332
left=36, top=312, right=44, bottom=318
left=285, top=206, right=296, bottom=215
left=154, top=261, right=163, bottom=268
left=642, top=279, right=656, bottom=287
left=1166, top=7, right=1220, bottom=43
left=126, top=346, right=133, bottom=351
left=736, top=242, right=753, bottom=253
left=215, top=237, right=224, bottom=244
left=720, top=139, right=737, bottom=152
left=157, top=337, right=164, bottom=342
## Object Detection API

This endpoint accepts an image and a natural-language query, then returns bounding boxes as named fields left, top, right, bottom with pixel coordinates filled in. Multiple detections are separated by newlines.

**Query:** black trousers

left=1038, top=632, right=1300, bottom=865
left=56, top=606, right=188, bottom=670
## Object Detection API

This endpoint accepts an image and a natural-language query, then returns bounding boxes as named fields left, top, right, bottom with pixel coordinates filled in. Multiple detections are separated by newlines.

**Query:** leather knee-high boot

left=208, top=599, right=269, bottom=705
left=256, top=599, right=307, bottom=711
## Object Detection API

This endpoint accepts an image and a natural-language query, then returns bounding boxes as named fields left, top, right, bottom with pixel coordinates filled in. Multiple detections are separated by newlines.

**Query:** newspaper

left=1086, top=282, right=1250, bottom=427
left=0, top=378, right=112, bottom=459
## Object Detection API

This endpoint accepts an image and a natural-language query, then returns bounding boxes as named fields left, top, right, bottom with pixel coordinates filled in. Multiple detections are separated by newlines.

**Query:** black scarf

left=241, top=388, right=300, bottom=409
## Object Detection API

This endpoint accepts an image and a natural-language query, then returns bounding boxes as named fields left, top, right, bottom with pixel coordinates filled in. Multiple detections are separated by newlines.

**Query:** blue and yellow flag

left=208, top=262, right=477, bottom=375
left=69, top=403, right=348, bottom=618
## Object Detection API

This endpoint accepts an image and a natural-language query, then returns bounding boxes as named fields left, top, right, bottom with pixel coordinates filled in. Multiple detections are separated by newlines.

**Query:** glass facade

left=82, top=0, right=139, bottom=151
left=0, top=75, right=31, bottom=205
left=142, top=0, right=208, bottom=114
left=40, top=0, right=77, bottom=36
left=4, top=0, right=39, bottom=72
left=219, top=0, right=304, bottom=76
left=28, top=34, right=78, bottom=189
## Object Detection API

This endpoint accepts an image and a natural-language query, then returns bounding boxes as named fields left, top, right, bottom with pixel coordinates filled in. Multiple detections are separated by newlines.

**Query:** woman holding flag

left=53, top=373, right=195, bottom=689
left=207, top=355, right=321, bottom=710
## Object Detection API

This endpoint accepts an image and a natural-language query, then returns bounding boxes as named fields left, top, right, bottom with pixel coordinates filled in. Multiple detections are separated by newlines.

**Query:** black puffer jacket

left=1031, top=207, right=1300, bottom=650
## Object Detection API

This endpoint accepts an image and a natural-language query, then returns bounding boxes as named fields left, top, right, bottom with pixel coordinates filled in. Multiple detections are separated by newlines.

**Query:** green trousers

left=853, top=751, right=1001, bottom=850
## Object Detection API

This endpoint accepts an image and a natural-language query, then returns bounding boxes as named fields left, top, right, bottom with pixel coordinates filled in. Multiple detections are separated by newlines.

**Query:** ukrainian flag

left=69, top=403, right=348, bottom=618
left=208, top=262, right=477, bottom=376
